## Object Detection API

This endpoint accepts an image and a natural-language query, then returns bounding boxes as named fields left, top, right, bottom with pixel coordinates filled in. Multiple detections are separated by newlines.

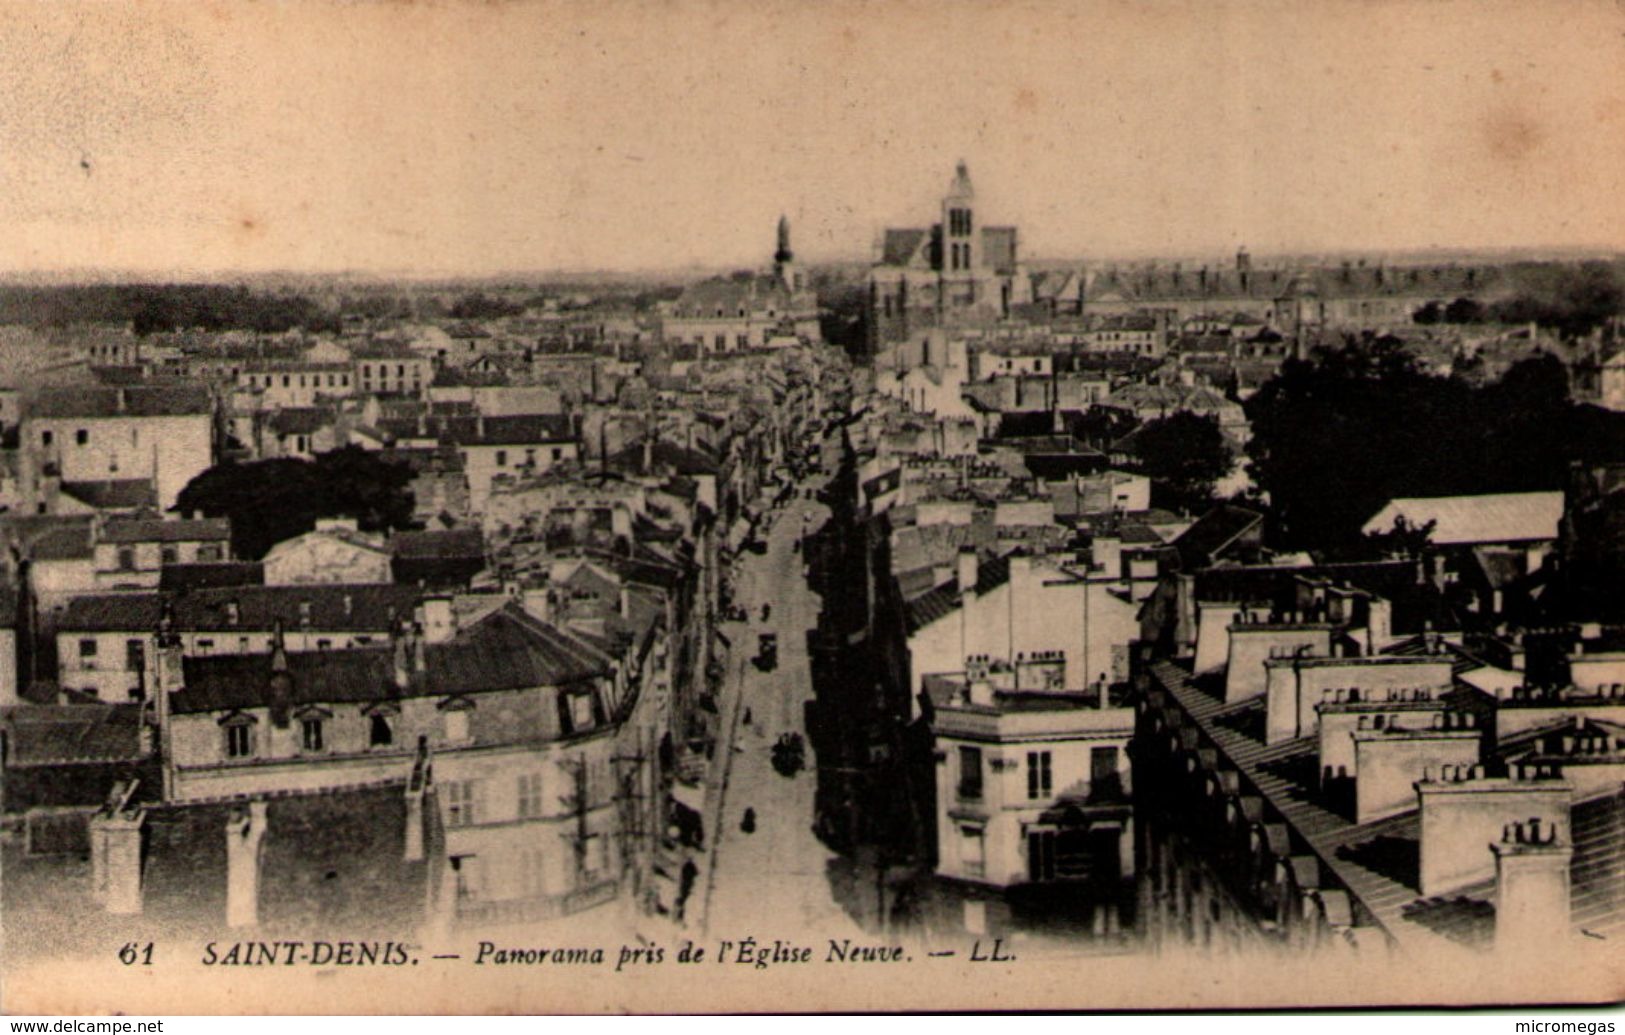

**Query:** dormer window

left=220, top=712, right=258, bottom=759
left=364, top=701, right=399, bottom=748
left=439, top=696, right=475, bottom=743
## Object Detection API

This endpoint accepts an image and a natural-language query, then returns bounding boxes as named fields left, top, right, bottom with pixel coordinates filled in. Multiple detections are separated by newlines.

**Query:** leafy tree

left=1246, top=343, right=1625, bottom=553
left=1412, top=301, right=1443, bottom=325
left=1444, top=297, right=1485, bottom=324
left=1127, top=412, right=1231, bottom=513
left=449, top=292, right=522, bottom=320
left=1361, top=515, right=1436, bottom=560
left=1064, top=407, right=1140, bottom=450
left=174, top=447, right=416, bottom=559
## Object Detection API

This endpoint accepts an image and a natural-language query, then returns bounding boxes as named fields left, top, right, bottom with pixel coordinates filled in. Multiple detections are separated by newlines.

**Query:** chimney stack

left=90, top=782, right=146, bottom=915
left=420, top=596, right=455, bottom=644
left=225, top=800, right=269, bottom=928
left=405, top=737, right=432, bottom=862
left=1492, top=818, right=1573, bottom=951
left=956, top=547, right=979, bottom=598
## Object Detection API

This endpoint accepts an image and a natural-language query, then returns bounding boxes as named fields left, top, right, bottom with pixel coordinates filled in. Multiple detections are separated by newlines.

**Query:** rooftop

left=1362, top=491, right=1565, bottom=546
left=1146, top=658, right=1625, bottom=952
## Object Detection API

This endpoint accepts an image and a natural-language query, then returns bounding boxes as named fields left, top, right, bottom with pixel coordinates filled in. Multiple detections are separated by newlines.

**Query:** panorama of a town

left=1, top=1, right=1623, bottom=1015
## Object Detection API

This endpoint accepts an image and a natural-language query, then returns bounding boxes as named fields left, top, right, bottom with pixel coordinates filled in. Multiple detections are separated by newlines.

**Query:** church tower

left=940, top=160, right=979, bottom=276
left=774, top=214, right=800, bottom=291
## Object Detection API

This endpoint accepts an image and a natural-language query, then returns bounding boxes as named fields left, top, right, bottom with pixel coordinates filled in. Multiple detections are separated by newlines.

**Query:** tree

left=1245, top=342, right=1625, bottom=553
left=1127, top=412, right=1231, bottom=514
left=1361, top=515, right=1436, bottom=560
left=174, top=447, right=416, bottom=559
left=1444, top=297, right=1485, bottom=324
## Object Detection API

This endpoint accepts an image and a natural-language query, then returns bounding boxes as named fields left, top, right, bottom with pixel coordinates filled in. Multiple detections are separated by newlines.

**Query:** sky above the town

left=2, top=0, right=1622, bottom=277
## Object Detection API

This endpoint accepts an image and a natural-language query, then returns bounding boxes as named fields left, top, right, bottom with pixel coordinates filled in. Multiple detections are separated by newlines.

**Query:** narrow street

left=702, top=458, right=867, bottom=941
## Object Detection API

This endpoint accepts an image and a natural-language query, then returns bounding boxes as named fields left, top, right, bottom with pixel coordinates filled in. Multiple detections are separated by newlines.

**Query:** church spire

left=775, top=214, right=793, bottom=265
left=774, top=214, right=798, bottom=291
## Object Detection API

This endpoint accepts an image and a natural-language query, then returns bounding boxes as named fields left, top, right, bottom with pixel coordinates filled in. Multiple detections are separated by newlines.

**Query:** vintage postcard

left=1, top=0, right=1623, bottom=1016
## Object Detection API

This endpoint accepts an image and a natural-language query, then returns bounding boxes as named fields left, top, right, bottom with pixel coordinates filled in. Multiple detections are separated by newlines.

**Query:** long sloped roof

left=1362, top=492, right=1564, bottom=545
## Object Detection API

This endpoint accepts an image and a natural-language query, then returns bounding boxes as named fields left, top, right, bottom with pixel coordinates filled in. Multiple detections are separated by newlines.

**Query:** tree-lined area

left=173, top=447, right=417, bottom=560
left=1412, top=260, right=1623, bottom=337
left=1245, top=343, right=1625, bottom=553
left=0, top=284, right=340, bottom=335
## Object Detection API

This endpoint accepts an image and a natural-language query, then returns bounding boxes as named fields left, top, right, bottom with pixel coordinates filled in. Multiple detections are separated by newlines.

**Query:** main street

left=701, top=450, right=867, bottom=942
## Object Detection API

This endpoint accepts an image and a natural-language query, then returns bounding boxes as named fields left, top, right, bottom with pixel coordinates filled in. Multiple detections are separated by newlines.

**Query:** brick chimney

left=90, top=782, right=146, bottom=915
left=420, top=595, right=456, bottom=644
left=956, top=547, right=978, bottom=597
left=225, top=800, right=268, bottom=928
left=1492, top=817, right=1573, bottom=951
left=405, top=736, right=432, bottom=862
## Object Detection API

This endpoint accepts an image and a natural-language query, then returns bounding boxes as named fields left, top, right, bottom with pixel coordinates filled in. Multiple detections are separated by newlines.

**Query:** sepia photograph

left=1, top=0, right=1623, bottom=1017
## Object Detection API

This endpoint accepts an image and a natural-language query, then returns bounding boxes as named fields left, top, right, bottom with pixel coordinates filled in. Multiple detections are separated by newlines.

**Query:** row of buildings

left=0, top=285, right=847, bottom=954
left=820, top=261, right=1623, bottom=956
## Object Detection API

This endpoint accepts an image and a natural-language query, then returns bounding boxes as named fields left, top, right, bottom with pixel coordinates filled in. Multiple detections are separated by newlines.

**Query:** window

left=369, top=713, right=394, bottom=747
left=495, top=450, right=508, bottom=466
left=444, top=708, right=470, bottom=743
left=520, top=848, right=546, bottom=897
left=957, top=745, right=983, bottom=800
left=75, top=428, right=89, bottom=446
left=1027, top=750, right=1053, bottom=799
left=316, top=638, right=331, bottom=650
left=117, top=547, right=136, bottom=571
left=570, top=692, right=593, bottom=732
left=196, top=638, right=214, bottom=653
left=301, top=717, right=325, bottom=752
left=959, top=825, right=985, bottom=877
left=124, top=639, right=144, bottom=672
left=517, top=772, right=544, bottom=819
left=551, top=447, right=562, bottom=461
left=580, top=833, right=607, bottom=882
left=1029, top=829, right=1057, bottom=881
left=41, top=430, right=53, bottom=447
left=1091, top=746, right=1121, bottom=799
left=225, top=722, right=255, bottom=759
left=451, top=855, right=484, bottom=902
left=444, top=780, right=481, bottom=827
left=78, top=639, right=98, bottom=665
left=160, top=545, right=177, bottom=565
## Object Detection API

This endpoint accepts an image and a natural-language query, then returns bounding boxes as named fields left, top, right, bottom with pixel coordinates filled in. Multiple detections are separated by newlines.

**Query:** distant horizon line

left=2, top=243, right=1621, bottom=287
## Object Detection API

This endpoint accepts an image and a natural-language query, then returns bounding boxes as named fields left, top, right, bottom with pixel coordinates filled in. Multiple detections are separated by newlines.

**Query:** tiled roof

left=160, top=561, right=265, bottom=591
left=267, top=407, right=335, bottom=436
left=903, top=553, right=1013, bottom=635
left=59, top=583, right=425, bottom=633
left=375, top=414, right=574, bottom=447
left=670, top=274, right=794, bottom=316
left=1362, top=491, right=1564, bottom=546
left=607, top=440, right=719, bottom=477
left=2, top=704, right=149, bottom=765
left=172, top=604, right=611, bottom=714
left=60, top=479, right=158, bottom=511
left=102, top=517, right=231, bottom=544
left=14, top=517, right=96, bottom=561
left=26, top=385, right=212, bottom=419
left=1172, top=504, right=1263, bottom=569
left=879, top=229, right=928, bottom=267
left=390, top=528, right=484, bottom=559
